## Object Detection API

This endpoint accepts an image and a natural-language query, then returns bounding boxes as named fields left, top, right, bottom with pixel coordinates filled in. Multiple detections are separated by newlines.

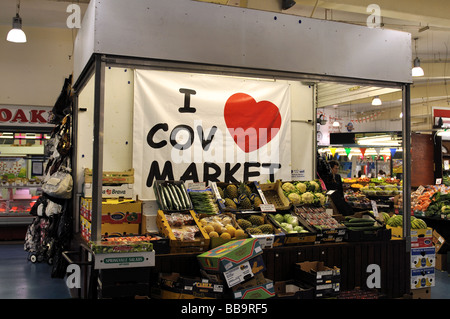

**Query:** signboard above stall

left=0, top=105, right=54, bottom=130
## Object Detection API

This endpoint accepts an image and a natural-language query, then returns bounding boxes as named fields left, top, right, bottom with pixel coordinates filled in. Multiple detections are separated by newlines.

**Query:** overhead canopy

left=73, top=0, right=412, bottom=86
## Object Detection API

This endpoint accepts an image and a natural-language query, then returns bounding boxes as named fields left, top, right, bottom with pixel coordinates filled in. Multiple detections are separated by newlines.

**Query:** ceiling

left=1, top=0, right=450, bottom=122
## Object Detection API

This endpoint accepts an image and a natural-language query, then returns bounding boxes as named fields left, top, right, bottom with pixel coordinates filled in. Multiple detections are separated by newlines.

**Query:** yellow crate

left=84, top=168, right=134, bottom=184
left=157, top=210, right=210, bottom=253
left=197, top=212, right=248, bottom=249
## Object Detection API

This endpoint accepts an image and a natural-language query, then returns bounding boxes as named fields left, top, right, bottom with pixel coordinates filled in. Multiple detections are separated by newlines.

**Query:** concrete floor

left=0, top=243, right=449, bottom=299
left=0, top=243, right=71, bottom=299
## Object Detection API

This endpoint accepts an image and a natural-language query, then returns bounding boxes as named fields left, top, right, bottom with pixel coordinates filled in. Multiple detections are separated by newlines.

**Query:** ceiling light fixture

left=412, top=38, right=424, bottom=77
left=282, top=0, right=296, bottom=10
left=372, top=96, right=382, bottom=106
left=7, top=1, right=26, bottom=43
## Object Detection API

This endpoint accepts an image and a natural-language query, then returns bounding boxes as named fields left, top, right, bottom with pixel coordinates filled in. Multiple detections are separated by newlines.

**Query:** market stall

left=0, top=104, right=54, bottom=240
left=69, top=0, right=414, bottom=299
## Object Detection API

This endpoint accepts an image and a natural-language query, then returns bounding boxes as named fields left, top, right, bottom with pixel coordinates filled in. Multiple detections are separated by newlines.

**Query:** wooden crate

left=84, top=168, right=134, bottom=184
left=259, top=180, right=291, bottom=211
left=156, top=210, right=210, bottom=253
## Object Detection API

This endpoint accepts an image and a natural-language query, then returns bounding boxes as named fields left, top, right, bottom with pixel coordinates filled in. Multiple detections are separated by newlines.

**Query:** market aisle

left=0, top=243, right=71, bottom=299
left=431, top=269, right=450, bottom=299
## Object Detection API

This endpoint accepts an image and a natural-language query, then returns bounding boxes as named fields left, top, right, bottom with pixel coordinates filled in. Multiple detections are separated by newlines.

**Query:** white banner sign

left=133, top=70, right=291, bottom=199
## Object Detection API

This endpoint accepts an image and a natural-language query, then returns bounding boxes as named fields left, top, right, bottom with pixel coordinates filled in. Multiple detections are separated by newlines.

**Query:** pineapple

left=246, top=227, right=263, bottom=235
left=224, top=198, right=237, bottom=209
left=257, top=224, right=273, bottom=234
left=238, top=182, right=252, bottom=196
left=248, top=214, right=264, bottom=226
left=218, top=187, right=224, bottom=198
left=225, top=184, right=238, bottom=199
left=237, top=218, right=252, bottom=230
left=253, top=196, right=263, bottom=208
left=239, top=197, right=252, bottom=210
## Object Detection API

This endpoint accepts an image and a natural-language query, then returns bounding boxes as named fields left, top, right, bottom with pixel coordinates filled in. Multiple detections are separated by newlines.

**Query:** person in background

left=325, top=160, right=353, bottom=216
left=378, top=170, right=386, bottom=177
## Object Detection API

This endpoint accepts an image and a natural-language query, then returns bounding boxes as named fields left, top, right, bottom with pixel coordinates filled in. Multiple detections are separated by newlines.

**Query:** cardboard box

left=432, top=229, right=446, bottom=253
left=411, top=267, right=435, bottom=289
left=273, top=280, right=314, bottom=299
left=80, top=197, right=142, bottom=224
left=155, top=273, right=224, bottom=299
left=294, top=261, right=341, bottom=288
left=83, top=183, right=134, bottom=199
left=197, top=238, right=263, bottom=273
left=223, top=254, right=266, bottom=288
left=411, top=287, right=431, bottom=299
left=388, top=226, right=433, bottom=247
left=411, top=247, right=435, bottom=269
left=232, top=279, right=275, bottom=299
left=435, top=253, right=447, bottom=271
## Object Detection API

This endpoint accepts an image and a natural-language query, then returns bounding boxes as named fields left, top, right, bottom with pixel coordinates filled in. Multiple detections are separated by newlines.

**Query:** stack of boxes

left=80, top=198, right=143, bottom=241
left=196, top=238, right=275, bottom=299
left=80, top=168, right=143, bottom=241
left=294, top=261, right=341, bottom=298
left=410, top=227, right=435, bottom=298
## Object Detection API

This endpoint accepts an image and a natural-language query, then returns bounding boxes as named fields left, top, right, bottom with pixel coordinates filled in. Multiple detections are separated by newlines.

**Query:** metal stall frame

left=72, top=53, right=411, bottom=244
left=70, top=0, right=413, bottom=298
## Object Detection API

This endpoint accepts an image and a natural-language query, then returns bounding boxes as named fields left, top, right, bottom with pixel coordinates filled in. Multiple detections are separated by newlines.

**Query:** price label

left=370, top=200, right=379, bottom=216
left=259, top=204, right=276, bottom=212
left=436, top=178, right=442, bottom=185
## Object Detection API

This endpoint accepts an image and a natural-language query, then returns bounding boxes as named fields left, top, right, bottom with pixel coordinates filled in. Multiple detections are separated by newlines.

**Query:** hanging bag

left=42, top=158, right=73, bottom=199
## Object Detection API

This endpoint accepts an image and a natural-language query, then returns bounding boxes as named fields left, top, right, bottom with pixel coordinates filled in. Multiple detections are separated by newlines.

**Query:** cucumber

left=172, top=183, right=184, bottom=210
left=159, top=184, right=168, bottom=209
left=167, top=184, right=180, bottom=210
left=162, top=185, right=173, bottom=210
left=174, top=184, right=187, bottom=209
left=180, top=183, right=191, bottom=208
left=348, top=225, right=382, bottom=231
left=348, top=218, right=374, bottom=223
left=344, top=221, right=375, bottom=227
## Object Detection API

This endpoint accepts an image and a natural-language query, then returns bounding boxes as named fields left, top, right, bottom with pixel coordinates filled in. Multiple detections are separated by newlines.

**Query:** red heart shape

left=224, top=93, right=282, bottom=153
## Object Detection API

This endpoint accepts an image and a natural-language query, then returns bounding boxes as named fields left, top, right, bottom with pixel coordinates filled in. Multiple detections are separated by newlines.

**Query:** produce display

left=424, top=191, right=450, bottom=217
left=164, top=212, right=201, bottom=241
left=236, top=214, right=275, bottom=235
left=218, top=182, right=264, bottom=210
left=411, top=188, right=434, bottom=212
left=281, top=180, right=326, bottom=206
left=156, top=181, right=192, bottom=211
left=295, top=206, right=342, bottom=230
left=360, top=184, right=400, bottom=196
left=269, top=213, right=308, bottom=234
left=199, top=214, right=246, bottom=239
left=386, top=214, right=428, bottom=229
left=188, top=189, right=219, bottom=215
left=90, top=235, right=158, bottom=254
left=344, top=189, right=371, bottom=209
left=343, top=216, right=381, bottom=231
